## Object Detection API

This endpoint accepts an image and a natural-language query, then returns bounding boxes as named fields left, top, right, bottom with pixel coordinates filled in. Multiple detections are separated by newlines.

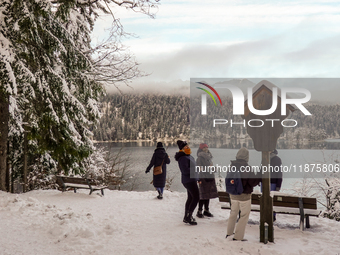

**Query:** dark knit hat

left=272, top=149, right=278, bottom=155
left=199, top=143, right=208, bottom=149
left=177, top=140, right=187, bottom=150
left=156, top=142, right=163, bottom=148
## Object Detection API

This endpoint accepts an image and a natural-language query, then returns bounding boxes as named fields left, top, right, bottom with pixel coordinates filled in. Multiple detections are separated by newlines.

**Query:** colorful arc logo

left=196, top=82, right=222, bottom=106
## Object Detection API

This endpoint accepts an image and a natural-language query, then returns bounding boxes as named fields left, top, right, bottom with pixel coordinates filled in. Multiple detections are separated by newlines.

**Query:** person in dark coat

left=270, top=149, right=282, bottom=221
left=196, top=143, right=218, bottom=218
left=175, top=140, right=199, bottom=225
left=270, top=149, right=283, bottom=191
left=226, top=147, right=261, bottom=241
left=260, top=149, right=283, bottom=221
left=146, top=142, right=170, bottom=199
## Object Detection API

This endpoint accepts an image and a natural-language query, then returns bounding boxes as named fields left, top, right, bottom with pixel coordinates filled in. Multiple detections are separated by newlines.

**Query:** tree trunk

left=6, top=141, right=10, bottom=192
left=23, top=130, right=28, bottom=192
left=0, top=93, right=9, bottom=191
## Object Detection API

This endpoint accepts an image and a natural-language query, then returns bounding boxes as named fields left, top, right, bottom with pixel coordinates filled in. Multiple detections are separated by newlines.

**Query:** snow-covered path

left=0, top=189, right=339, bottom=255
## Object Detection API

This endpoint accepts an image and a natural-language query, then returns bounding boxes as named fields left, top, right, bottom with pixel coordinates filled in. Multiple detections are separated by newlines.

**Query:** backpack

left=225, top=170, right=243, bottom=195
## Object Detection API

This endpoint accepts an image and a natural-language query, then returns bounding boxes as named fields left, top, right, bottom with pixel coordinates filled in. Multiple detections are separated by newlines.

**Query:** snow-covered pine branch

left=0, top=0, right=160, bottom=191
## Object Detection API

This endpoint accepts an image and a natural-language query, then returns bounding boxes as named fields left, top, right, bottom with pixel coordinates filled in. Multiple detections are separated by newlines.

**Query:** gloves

left=145, top=169, right=150, bottom=174
left=275, top=187, right=280, bottom=191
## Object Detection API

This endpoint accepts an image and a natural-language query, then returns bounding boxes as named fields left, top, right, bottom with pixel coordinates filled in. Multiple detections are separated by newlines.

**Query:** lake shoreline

left=93, top=137, right=340, bottom=150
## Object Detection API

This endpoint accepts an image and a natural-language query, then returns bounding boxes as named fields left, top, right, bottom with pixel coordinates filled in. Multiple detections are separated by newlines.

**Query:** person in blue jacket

left=175, top=140, right=199, bottom=225
left=146, top=142, right=170, bottom=199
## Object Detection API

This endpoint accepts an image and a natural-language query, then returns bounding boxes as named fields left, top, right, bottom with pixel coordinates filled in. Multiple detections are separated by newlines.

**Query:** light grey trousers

left=227, top=198, right=251, bottom=240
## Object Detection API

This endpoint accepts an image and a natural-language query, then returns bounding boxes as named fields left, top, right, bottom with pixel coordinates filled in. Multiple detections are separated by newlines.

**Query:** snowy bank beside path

left=0, top=190, right=339, bottom=255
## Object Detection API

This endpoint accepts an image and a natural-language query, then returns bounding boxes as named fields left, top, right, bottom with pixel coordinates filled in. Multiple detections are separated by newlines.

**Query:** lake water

left=95, top=141, right=340, bottom=202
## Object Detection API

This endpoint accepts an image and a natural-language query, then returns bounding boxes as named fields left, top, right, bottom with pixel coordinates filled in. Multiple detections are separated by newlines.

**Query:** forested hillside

left=92, top=94, right=190, bottom=141
left=93, top=93, right=339, bottom=142
left=190, top=96, right=339, bottom=142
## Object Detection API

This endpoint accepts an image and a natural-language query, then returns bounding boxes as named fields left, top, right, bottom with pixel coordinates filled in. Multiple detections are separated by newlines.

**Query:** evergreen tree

left=0, top=0, right=159, bottom=191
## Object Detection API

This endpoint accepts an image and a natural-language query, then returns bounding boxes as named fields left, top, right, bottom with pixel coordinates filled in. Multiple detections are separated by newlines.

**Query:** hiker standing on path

left=269, top=149, right=283, bottom=192
left=146, top=142, right=170, bottom=199
left=175, top=140, right=199, bottom=225
left=226, top=147, right=261, bottom=241
left=196, top=143, right=218, bottom=218
left=261, top=149, right=283, bottom=221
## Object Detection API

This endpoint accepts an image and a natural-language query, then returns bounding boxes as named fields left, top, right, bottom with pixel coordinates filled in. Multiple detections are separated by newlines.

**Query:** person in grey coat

left=196, top=143, right=218, bottom=218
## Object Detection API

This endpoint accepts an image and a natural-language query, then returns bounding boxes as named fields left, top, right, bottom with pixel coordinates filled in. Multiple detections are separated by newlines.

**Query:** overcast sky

left=92, top=0, right=340, bottom=94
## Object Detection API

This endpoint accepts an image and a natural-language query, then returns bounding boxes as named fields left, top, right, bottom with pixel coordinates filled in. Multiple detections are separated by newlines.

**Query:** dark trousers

left=183, top=181, right=199, bottom=214
left=198, top=199, right=210, bottom=211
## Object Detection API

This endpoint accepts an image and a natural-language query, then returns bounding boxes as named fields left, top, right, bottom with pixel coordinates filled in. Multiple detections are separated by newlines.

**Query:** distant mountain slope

left=92, top=93, right=340, bottom=142
left=92, top=94, right=189, bottom=141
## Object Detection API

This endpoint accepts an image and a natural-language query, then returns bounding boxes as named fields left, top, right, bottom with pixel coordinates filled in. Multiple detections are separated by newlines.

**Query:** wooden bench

left=218, top=191, right=321, bottom=230
left=56, top=176, right=108, bottom=196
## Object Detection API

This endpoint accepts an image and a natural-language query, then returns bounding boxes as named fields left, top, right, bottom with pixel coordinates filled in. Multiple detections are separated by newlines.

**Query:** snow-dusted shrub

left=321, top=178, right=340, bottom=221
left=27, top=153, right=59, bottom=191
left=84, top=146, right=133, bottom=190
left=24, top=146, right=135, bottom=191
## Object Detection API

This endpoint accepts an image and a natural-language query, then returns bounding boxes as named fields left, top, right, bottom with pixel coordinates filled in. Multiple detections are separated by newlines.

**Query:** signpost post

left=242, top=80, right=295, bottom=243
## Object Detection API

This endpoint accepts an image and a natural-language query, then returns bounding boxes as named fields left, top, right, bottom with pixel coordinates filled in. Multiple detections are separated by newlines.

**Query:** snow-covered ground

left=0, top=189, right=339, bottom=255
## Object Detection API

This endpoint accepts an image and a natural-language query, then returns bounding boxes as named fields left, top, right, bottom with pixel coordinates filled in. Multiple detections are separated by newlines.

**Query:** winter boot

left=183, top=211, right=189, bottom=223
left=156, top=189, right=163, bottom=199
left=203, top=210, right=213, bottom=217
left=233, top=238, right=248, bottom=241
left=196, top=210, right=204, bottom=218
left=184, top=212, right=197, bottom=225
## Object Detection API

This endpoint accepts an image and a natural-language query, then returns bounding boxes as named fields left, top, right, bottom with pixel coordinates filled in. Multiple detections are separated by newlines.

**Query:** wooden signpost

left=242, top=80, right=295, bottom=243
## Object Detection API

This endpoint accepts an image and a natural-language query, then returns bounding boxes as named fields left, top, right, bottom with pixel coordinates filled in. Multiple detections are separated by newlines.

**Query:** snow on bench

left=57, top=176, right=108, bottom=196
